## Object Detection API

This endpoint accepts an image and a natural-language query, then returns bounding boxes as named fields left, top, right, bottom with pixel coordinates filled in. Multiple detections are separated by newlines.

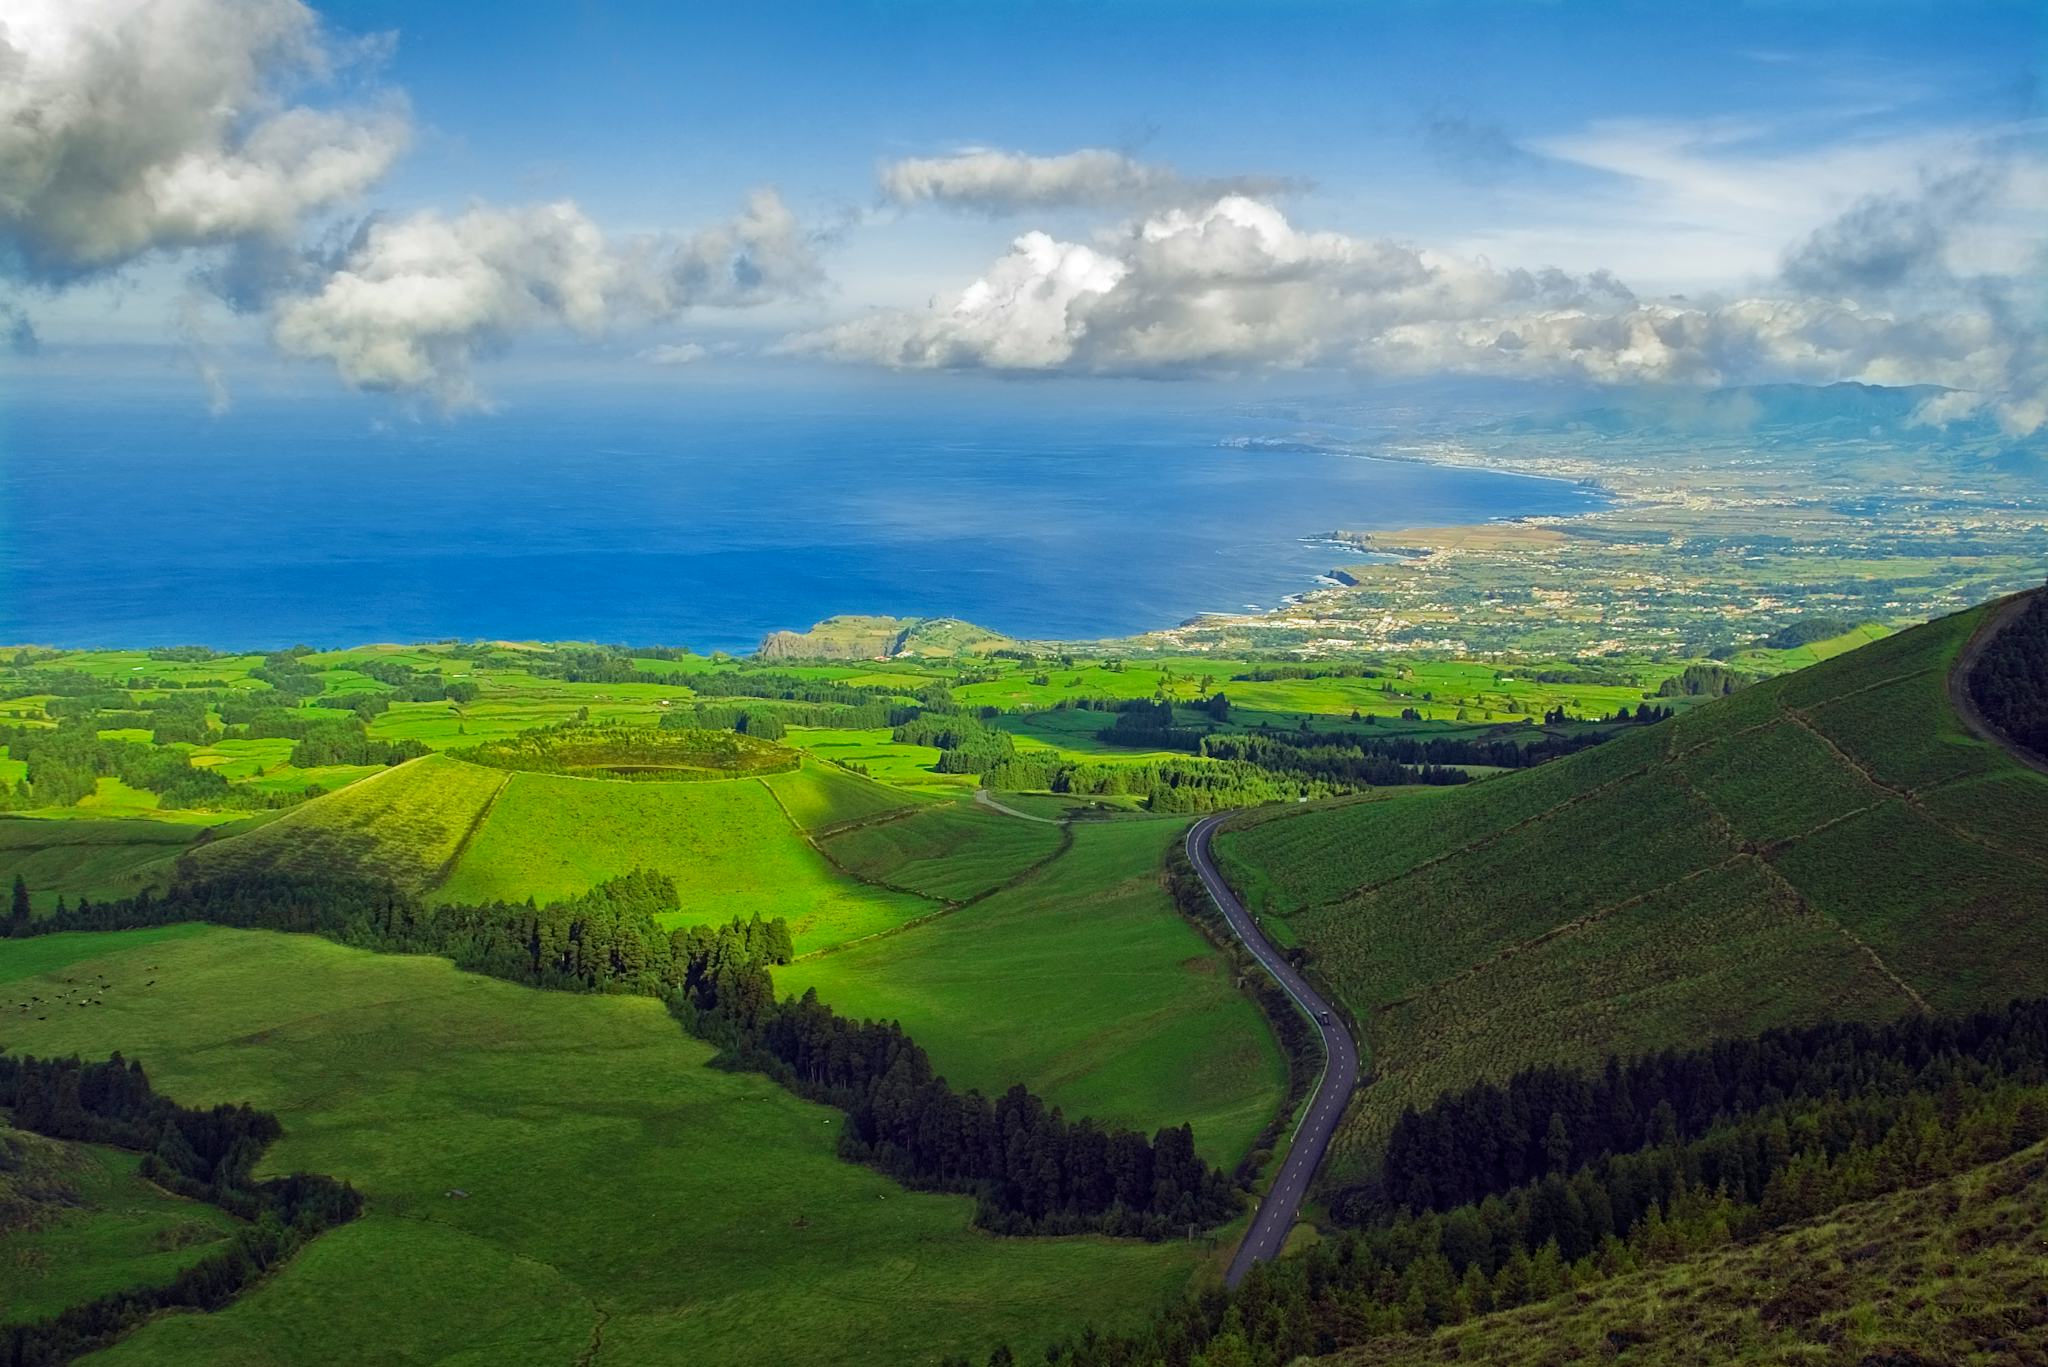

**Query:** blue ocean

left=0, top=373, right=1601, bottom=652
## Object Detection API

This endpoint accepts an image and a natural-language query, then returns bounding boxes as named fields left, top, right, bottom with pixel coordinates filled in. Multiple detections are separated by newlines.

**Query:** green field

left=0, top=927, right=1219, bottom=1366
left=1216, top=603, right=2048, bottom=1182
left=817, top=799, right=1064, bottom=902
left=179, top=753, right=509, bottom=894
left=0, top=1126, right=242, bottom=1326
left=785, top=725, right=977, bottom=793
left=760, top=758, right=925, bottom=831
left=783, top=818, right=1288, bottom=1166
left=434, top=767, right=932, bottom=953
left=0, top=817, right=211, bottom=912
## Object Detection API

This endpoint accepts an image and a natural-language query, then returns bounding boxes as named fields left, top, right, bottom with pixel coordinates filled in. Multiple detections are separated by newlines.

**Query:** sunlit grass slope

left=760, top=756, right=926, bottom=831
left=781, top=818, right=1287, bottom=1166
left=433, top=769, right=930, bottom=953
left=1216, top=602, right=2048, bottom=1182
left=175, top=753, right=509, bottom=894
left=0, top=928, right=1211, bottom=1367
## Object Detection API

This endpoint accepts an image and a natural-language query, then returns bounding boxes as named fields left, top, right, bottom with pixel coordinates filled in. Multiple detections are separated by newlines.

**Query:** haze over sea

left=1, top=372, right=1601, bottom=652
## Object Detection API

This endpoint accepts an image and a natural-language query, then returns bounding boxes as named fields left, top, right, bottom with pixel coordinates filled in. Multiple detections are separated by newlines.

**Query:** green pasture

left=433, top=769, right=931, bottom=953
left=760, top=758, right=925, bottom=830
left=179, top=754, right=508, bottom=894
left=818, top=800, right=1063, bottom=902
left=0, top=1128, right=241, bottom=1326
left=0, top=816, right=206, bottom=911
left=782, top=818, right=1288, bottom=1167
left=0, top=927, right=1217, bottom=1366
left=786, top=725, right=976, bottom=792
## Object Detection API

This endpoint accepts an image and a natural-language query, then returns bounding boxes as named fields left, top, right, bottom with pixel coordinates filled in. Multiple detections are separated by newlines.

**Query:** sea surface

left=0, top=379, right=1602, bottom=652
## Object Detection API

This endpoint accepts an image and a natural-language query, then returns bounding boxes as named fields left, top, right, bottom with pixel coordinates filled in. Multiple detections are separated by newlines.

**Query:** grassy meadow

left=434, top=765, right=933, bottom=953
left=817, top=799, right=1065, bottom=902
left=0, top=927, right=1225, bottom=1367
left=782, top=818, right=1288, bottom=1167
left=1, top=1127, right=241, bottom=1326
left=1214, top=604, right=2048, bottom=1183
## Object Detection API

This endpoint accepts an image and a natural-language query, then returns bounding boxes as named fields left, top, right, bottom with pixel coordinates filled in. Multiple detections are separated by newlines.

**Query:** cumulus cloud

left=878, top=147, right=1299, bottom=213
left=0, top=0, right=408, bottom=282
left=792, top=188, right=2048, bottom=433
left=272, top=190, right=822, bottom=406
left=0, top=1, right=832, bottom=408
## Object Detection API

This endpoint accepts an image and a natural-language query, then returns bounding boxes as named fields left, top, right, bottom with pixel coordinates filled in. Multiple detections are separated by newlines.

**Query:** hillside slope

left=1215, top=597, right=2048, bottom=1182
left=1331, top=1138, right=2048, bottom=1366
left=176, top=754, right=508, bottom=894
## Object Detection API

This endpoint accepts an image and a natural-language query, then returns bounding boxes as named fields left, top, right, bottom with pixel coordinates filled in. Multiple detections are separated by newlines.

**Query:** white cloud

left=879, top=147, right=1298, bottom=213
left=637, top=342, right=709, bottom=366
left=272, top=190, right=821, bottom=406
left=1462, top=116, right=2039, bottom=292
left=0, top=0, right=407, bottom=281
left=792, top=189, right=2048, bottom=432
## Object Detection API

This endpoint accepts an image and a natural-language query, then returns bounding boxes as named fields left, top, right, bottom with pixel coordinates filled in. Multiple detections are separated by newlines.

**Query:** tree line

left=0, top=721, right=242, bottom=811
left=1020, top=1070, right=2048, bottom=1367
left=1656, top=663, right=1750, bottom=697
left=1195, top=734, right=1471, bottom=788
left=1363, top=996, right=2048, bottom=1218
left=894, top=711, right=1017, bottom=773
left=15, top=868, right=1239, bottom=1241
left=707, top=989, right=1236, bottom=1237
left=1969, top=586, right=2048, bottom=758
left=1230, top=664, right=1382, bottom=683
left=981, top=755, right=1340, bottom=813
left=973, top=994, right=2048, bottom=1367
left=1, top=1052, right=363, bottom=1365
left=663, top=699, right=914, bottom=734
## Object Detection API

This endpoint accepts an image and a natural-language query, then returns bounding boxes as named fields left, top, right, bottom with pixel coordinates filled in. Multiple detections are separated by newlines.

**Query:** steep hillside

left=175, top=754, right=508, bottom=894
left=1330, top=1138, right=2048, bottom=1366
left=1215, top=596, right=2048, bottom=1181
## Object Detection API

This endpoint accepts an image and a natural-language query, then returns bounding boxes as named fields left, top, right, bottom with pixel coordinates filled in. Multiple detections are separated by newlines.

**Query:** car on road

left=1317, top=1010, right=1332, bottom=1025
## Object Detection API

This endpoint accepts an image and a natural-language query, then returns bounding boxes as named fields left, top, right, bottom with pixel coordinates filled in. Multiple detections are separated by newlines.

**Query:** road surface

left=1187, top=813, right=1361, bottom=1288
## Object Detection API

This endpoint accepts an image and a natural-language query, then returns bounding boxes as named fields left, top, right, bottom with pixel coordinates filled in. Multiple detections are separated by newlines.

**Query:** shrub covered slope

left=1216, top=599, right=2048, bottom=1181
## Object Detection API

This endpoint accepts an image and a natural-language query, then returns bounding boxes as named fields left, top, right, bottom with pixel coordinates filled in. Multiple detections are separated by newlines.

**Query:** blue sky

left=3, top=1, right=2043, bottom=424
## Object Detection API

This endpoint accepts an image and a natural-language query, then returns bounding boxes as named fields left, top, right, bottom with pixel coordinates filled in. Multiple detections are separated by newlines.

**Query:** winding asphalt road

left=1187, top=813, right=1360, bottom=1289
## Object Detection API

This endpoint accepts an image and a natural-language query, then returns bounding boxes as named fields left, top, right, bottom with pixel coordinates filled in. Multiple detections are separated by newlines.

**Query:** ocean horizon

left=1, top=379, right=1603, bottom=652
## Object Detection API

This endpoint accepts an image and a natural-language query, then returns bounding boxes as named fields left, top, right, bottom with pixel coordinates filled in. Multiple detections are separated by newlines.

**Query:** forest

left=1013, top=997, right=2048, bottom=1367
left=1970, top=587, right=2048, bottom=757
left=1363, top=997, right=2048, bottom=1217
